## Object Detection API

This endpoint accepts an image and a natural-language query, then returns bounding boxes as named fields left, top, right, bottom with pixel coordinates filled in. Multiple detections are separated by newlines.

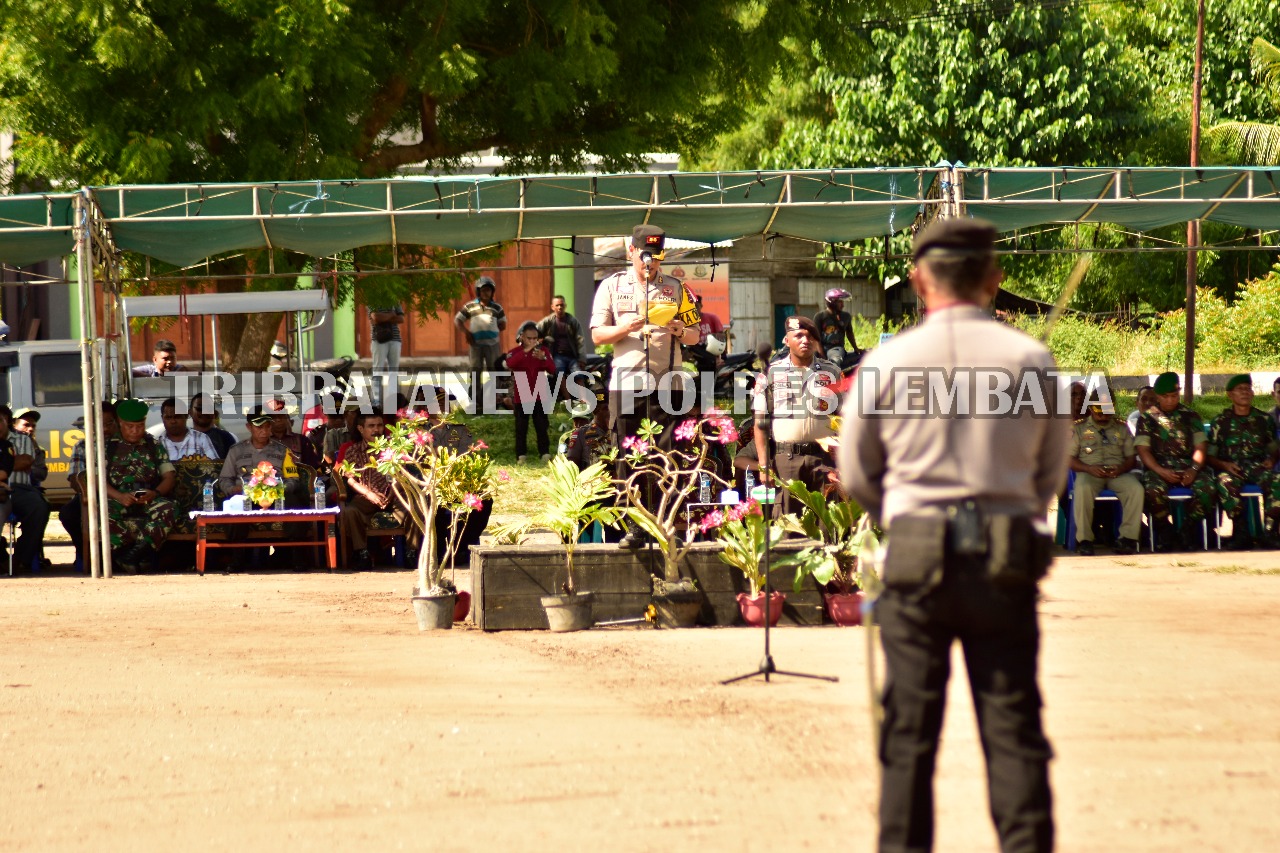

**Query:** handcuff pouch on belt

left=883, top=503, right=1053, bottom=592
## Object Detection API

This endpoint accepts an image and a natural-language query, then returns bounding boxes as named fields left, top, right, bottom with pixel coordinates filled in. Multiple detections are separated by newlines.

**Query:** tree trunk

left=224, top=311, right=283, bottom=373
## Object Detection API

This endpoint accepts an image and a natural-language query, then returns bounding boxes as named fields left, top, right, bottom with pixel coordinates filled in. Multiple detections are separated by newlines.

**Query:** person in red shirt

left=506, top=321, right=557, bottom=462
left=693, top=294, right=725, bottom=347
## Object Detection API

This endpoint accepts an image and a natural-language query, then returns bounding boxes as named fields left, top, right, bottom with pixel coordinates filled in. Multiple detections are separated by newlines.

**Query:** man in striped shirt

left=159, top=398, right=220, bottom=460
left=0, top=404, right=50, bottom=573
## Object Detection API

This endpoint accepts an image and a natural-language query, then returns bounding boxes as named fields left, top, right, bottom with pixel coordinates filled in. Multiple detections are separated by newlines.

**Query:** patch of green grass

left=1196, top=564, right=1280, bottom=576
left=1112, top=559, right=1140, bottom=567
left=1171, top=560, right=1202, bottom=568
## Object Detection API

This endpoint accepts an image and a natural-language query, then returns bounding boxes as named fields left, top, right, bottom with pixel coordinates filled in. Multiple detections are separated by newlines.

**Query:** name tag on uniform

left=617, top=282, right=634, bottom=295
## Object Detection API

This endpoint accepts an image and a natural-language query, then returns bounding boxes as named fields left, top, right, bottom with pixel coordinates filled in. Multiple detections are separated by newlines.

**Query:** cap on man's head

left=912, top=217, right=998, bottom=261
left=631, top=224, right=666, bottom=256
left=12, top=407, right=40, bottom=423
left=245, top=405, right=273, bottom=426
left=154, top=339, right=177, bottom=353
left=116, top=399, right=149, bottom=423
left=784, top=315, right=820, bottom=339
left=1153, top=372, right=1180, bottom=394
left=1226, top=374, right=1252, bottom=392
left=476, top=275, right=496, bottom=294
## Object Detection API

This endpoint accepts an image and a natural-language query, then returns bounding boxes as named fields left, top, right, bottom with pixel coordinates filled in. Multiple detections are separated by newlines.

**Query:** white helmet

left=704, top=334, right=726, bottom=356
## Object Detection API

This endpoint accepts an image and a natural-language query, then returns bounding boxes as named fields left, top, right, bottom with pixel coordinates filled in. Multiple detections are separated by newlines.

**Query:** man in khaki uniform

left=591, top=224, right=700, bottom=546
left=839, top=217, right=1067, bottom=853
left=1069, top=404, right=1142, bottom=555
left=752, top=315, right=839, bottom=511
left=590, top=224, right=701, bottom=433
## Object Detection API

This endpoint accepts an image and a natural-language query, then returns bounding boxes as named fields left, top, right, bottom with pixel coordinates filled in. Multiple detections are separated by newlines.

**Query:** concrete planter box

left=471, top=541, right=828, bottom=630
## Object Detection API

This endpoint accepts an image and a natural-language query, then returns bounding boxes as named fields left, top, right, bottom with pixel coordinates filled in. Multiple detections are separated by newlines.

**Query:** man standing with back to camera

left=839, top=218, right=1068, bottom=852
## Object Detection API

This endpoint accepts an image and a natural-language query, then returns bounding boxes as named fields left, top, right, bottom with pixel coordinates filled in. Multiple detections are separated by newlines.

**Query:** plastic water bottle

left=745, top=470, right=756, bottom=493
left=699, top=472, right=711, bottom=504
left=202, top=480, right=215, bottom=513
left=313, top=477, right=326, bottom=510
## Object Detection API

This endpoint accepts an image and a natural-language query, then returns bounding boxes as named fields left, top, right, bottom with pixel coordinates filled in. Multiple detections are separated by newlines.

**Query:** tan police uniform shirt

left=1069, top=419, right=1133, bottom=467
left=752, top=355, right=840, bottom=443
left=590, top=269, right=686, bottom=389
left=838, top=304, right=1070, bottom=526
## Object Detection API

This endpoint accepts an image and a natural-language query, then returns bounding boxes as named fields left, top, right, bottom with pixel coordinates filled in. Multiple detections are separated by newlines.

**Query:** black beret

left=631, top=224, right=666, bottom=253
left=912, top=217, right=998, bottom=261
left=784, top=315, right=820, bottom=338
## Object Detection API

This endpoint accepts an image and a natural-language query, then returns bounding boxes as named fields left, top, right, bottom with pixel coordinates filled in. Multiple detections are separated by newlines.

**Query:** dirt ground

left=1, top=544, right=1277, bottom=852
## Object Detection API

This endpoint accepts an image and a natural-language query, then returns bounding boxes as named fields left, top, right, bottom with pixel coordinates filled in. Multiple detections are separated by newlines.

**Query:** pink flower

left=473, top=440, right=489, bottom=451
left=673, top=419, right=698, bottom=441
left=463, top=493, right=483, bottom=511
left=745, top=499, right=762, bottom=516
left=726, top=501, right=748, bottom=522
left=410, top=430, right=432, bottom=447
left=378, top=448, right=396, bottom=462
left=497, top=470, right=511, bottom=483
left=698, top=509, right=726, bottom=534
left=621, top=436, right=649, bottom=453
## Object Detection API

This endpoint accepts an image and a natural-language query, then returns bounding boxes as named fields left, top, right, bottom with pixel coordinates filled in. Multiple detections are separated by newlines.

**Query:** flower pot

left=453, top=590, right=472, bottom=623
left=257, top=497, right=275, bottom=509
left=823, top=591, right=865, bottom=627
left=736, top=591, right=786, bottom=627
left=540, top=591, right=594, bottom=632
left=652, top=590, right=703, bottom=628
left=411, top=592, right=455, bottom=631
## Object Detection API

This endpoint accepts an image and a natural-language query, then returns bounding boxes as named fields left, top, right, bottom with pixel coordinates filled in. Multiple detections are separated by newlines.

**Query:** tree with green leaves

left=1206, top=37, right=1280, bottom=164
left=0, top=0, right=893, bottom=365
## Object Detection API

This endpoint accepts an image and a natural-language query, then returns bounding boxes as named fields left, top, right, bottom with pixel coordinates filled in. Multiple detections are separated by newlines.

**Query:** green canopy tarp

left=4, top=167, right=1280, bottom=270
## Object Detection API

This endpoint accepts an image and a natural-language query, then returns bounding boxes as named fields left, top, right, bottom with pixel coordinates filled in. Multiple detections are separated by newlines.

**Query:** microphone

left=639, top=251, right=653, bottom=265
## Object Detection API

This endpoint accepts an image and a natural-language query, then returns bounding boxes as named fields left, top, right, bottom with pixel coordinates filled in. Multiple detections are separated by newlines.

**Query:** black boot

left=1178, top=522, right=1205, bottom=552
left=1227, top=518, right=1254, bottom=551
left=619, top=521, right=646, bottom=549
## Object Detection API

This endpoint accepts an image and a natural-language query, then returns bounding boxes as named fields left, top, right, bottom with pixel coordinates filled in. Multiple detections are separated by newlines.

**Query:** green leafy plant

left=776, top=481, right=880, bottom=595
left=491, top=457, right=622, bottom=595
left=701, top=500, right=784, bottom=597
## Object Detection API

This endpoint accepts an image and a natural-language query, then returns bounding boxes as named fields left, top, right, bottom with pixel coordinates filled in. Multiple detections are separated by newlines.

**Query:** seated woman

left=105, top=399, right=178, bottom=574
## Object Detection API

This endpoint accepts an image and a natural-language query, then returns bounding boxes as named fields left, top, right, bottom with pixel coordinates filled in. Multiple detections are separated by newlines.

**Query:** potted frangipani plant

left=776, top=481, right=879, bottom=625
left=434, top=444, right=505, bottom=621
left=492, top=456, right=622, bottom=631
left=338, top=415, right=501, bottom=631
left=701, top=498, right=788, bottom=626
left=616, top=412, right=738, bottom=627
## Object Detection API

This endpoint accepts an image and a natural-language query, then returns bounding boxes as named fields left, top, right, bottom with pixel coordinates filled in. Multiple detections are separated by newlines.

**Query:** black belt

left=776, top=441, right=825, bottom=455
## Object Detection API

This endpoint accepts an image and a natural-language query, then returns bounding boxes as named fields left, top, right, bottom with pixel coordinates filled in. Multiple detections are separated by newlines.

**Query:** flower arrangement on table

left=336, top=416, right=502, bottom=595
left=616, top=410, right=738, bottom=583
left=244, top=461, right=285, bottom=509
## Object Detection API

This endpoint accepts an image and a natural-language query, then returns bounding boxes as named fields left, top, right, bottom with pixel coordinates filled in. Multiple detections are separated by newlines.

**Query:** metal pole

left=1186, top=0, right=1205, bottom=405
left=75, top=193, right=106, bottom=579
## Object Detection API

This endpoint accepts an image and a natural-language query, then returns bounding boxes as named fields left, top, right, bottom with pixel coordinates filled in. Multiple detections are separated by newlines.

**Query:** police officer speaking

left=838, top=217, right=1069, bottom=852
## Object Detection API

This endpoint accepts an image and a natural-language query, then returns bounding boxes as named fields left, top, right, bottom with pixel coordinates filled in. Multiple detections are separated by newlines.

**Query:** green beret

left=1226, top=374, right=1252, bottom=392
left=115, top=398, right=149, bottom=422
left=1153, top=372, right=1179, bottom=394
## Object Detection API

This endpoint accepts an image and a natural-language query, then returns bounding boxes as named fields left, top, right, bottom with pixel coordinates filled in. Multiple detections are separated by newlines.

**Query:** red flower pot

left=736, top=591, right=786, bottom=627
left=823, top=592, right=864, bottom=626
left=453, top=590, right=472, bottom=623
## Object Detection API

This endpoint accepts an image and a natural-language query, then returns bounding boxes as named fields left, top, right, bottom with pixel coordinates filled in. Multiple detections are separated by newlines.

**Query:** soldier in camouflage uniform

left=104, top=399, right=178, bottom=573
left=1208, top=374, right=1279, bottom=549
left=1135, top=372, right=1213, bottom=551
left=563, top=387, right=611, bottom=471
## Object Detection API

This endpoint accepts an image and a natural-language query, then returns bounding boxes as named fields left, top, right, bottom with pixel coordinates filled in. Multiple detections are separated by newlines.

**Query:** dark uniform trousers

left=771, top=441, right=832, bottom=511
left=877, top=553, right=1054, bottom=853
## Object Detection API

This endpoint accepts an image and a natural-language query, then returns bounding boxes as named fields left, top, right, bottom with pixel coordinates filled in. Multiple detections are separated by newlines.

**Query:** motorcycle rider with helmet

left=814, top=287, right=863, bottom=368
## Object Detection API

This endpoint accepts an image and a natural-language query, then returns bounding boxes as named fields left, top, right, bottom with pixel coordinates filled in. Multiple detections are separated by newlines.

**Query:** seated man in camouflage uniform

left=1135, top=372, right=1213, bottom=551
left=1208, top=374, right=1279, bottom=550
left=104, top=399, right=178, bottom=574
left=1069, top=403, right=1143, bottom=555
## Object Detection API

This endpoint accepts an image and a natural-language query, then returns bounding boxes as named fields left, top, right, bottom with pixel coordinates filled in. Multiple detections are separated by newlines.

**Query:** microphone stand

left=723, top=354, right=836, bottom=685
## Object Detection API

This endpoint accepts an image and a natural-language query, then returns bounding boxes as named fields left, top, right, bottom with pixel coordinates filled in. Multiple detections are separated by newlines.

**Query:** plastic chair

left=1061, top=470, right=1123, bottom=551
left=1146, top=486, right=1208, bottom=551
left=1214, top=483, right=1267, bottom=547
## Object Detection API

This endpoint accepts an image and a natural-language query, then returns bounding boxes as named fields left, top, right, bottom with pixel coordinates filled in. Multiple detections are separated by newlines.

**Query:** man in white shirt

left=159, top=397, right=220, bottom=461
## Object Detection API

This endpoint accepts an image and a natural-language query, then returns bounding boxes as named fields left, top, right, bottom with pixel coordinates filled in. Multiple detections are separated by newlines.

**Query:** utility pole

left=1186, top=0, right=1205, bottom=405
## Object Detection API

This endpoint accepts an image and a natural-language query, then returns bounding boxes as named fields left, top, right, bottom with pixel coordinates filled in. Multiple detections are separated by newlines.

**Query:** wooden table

left=188, top=508, right=340, bottom=575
